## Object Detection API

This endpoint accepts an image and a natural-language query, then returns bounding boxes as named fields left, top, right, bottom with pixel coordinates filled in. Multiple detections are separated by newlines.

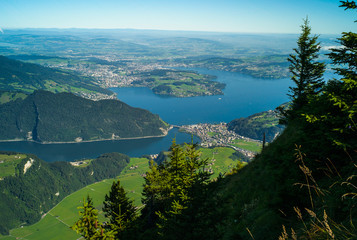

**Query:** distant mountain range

left=0, top=90, right=169, bottom=143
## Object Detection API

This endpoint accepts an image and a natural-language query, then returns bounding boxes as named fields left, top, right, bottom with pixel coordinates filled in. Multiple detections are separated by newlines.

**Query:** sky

left=0, top=0, right=355, bottom=34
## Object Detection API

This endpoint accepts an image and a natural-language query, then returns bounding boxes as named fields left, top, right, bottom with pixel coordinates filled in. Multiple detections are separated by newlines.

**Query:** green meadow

left=0, top=147, right=242, bottom=240
left=0, top=92, right=27, bottom=104
left=0, top=154, right=27, bottom=178
left=1, top=157, right=149, bottom=240
left=232, top=139, right=262, bottom=153
left=200, top=147, right=244, bottom=178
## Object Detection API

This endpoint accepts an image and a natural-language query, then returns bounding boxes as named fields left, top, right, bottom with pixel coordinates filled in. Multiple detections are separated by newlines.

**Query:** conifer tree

left=303, top=1, right=356, bottom=150
left=72, top=195, right=115, bottom=240
left=140, top=141, right=211, bottom=239
left=284, top=17, right=325, bottom=120
left=102, top=180, right=137, bottom=237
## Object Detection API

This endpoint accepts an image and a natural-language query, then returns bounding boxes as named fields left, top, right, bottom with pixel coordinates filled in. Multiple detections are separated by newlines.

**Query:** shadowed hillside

left=0, top=90, right=169, bottom=143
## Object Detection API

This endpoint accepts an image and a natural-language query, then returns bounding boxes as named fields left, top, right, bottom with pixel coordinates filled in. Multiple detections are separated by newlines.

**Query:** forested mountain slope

left=227, top=109, right=284, bottom=142
left=0, top=152, right=130, bottom=235
left=0, top=90, right=169, bottom=142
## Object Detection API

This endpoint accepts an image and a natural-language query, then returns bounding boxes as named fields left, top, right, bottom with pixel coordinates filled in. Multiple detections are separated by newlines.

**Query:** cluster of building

left=180, top=123, right=258, bottom=159
left=44, top=57, right=178, bottom=101
left=180, top=123, right=237, bottom=146
left=59, top=59, right=165, bottom=89
left=76, top=92, right=117, bottom=101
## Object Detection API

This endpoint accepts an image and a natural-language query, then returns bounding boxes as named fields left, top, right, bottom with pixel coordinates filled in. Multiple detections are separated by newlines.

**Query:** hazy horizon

left=1, top=0, right=355, bottom=35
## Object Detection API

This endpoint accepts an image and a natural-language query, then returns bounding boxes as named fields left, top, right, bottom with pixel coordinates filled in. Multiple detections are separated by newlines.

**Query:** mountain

left=0, top=55, right=111, bottom=96
left=173, top=118, right=356, bottom=239
left=227, top=109, right=284, bottom=142
left=0, top=90, right=169, bottom=143
left=0, top=151, right=130, bottom=235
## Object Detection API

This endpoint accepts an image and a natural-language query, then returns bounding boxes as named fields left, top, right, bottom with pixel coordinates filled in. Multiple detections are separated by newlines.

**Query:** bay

left=0, top=128, right=198, bottom=162
left=112, top=68, right=291, bottom=125
left=0, top=68, right=292, bottom=162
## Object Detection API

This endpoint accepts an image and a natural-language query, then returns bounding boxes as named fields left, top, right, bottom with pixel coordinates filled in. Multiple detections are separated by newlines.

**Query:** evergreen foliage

left=139, top=141, right=211, bottom=239
left=72, top=196, right=116, bottom=240
left=102, top=180, right=137, bottom=239
left=0, top=90, right=168, bottom=142
left=228, top=109, right=284, bottom=142
left=119, top=3, right=354, bottom=239
left=18, top=2, right=357, bottom=239
left=302, top=1, right=357, bottom=151
left=282, top=18, right=326, bottom=121
left=0, top=152, right=129, bottom=235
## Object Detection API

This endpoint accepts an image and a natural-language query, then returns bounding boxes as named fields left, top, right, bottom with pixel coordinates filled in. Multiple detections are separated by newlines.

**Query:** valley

left=0, top=146, right=244, bottom=240
left=0, top=30, right=311, bottom=99
left=0, top=15, right=354, bottom=239
left=0, top=31, right=290, bottom=237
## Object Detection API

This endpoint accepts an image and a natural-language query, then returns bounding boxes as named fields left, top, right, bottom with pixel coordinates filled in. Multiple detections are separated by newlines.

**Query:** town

left=179, top=123, right=262, bottom=159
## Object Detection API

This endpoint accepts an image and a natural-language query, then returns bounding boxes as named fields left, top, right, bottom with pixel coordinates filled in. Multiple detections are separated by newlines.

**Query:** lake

left=112, top=68, right=291, bottom=125
left=0, top=128, right=199, bottom=162
left=0, top=69, right=291, bottom=162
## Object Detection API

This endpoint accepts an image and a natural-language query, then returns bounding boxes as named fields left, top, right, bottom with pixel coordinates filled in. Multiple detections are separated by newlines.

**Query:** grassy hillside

left=0, top=147, right=244, bottom=239
left=176, top=55, right=290, bottom=79
left=0, top=153, right=27, bottom=179
left=0, top=90, right=169, bottom=142
left=0, top=157, right=149, bottom=240
left=132, top=69, right=225, bottom=97
left=0, top=55, right=111, bottom=96
left=168, top=120, right=356, bottom=239
left=0, top=91, right=27, bottom=104
left=200, top=147, right=247, bottom=178
left=0, top=152, right=130, bottom=235
left=228, top=109, right=284, bottom=142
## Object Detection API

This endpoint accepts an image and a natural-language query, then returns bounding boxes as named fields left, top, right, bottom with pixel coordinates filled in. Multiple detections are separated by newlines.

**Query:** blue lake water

left=0, top=68, right=292, bottom=162
left=0, top=128, right=198, bottom=162
left=112, top=68, right=291, bottom=125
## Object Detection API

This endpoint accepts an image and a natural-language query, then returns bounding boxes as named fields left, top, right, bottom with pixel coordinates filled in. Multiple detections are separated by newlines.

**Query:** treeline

left=0, top=152, right=130, bottom=235
left=0, top=90, right=168, bottom=142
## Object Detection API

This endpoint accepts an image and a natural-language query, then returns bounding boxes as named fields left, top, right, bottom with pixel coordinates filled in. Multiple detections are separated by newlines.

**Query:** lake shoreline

left=0, top=126, right=174, bottom=145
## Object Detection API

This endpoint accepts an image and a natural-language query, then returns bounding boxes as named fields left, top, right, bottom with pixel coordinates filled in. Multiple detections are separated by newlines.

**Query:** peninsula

left=0, top=90, right=170, bottom=143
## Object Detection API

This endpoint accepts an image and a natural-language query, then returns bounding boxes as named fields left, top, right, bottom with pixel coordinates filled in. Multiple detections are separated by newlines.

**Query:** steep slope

left=0, top=90, right=169, bottom=142
left=0, top=151, right=130, bottom=235
left=175, top=119, right=356, bottom=239
left=228, top=109, right=284, bottom=142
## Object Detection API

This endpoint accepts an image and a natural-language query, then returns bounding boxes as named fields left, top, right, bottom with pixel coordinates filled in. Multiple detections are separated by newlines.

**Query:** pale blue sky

left=1, top=0, right=355, bottom=34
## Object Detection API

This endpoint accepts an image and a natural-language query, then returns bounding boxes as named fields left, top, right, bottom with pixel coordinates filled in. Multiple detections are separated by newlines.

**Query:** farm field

left=0, top=153, right=27, bottom=178
left=232, top=139, right=262, bottom=153
left=200, top=147, right=246, bottom=178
